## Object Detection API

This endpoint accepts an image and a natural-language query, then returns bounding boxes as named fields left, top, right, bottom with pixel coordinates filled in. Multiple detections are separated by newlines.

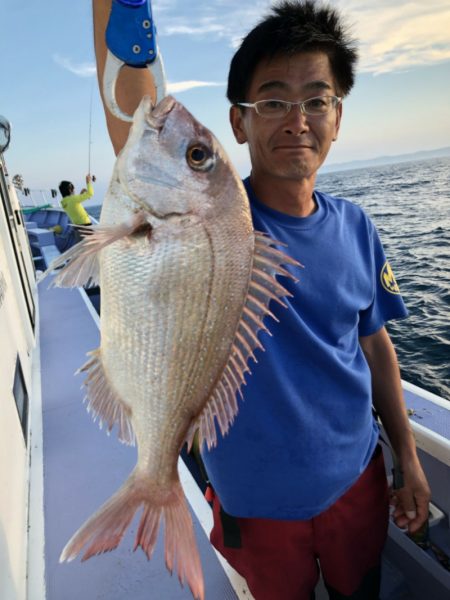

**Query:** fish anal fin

left=79, top=349, right=135, bottom=445
left=188, top=231, right=300, bottom=451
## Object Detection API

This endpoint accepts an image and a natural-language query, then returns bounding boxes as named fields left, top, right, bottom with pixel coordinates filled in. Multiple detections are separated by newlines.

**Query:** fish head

left=117, top=95, right=244, bottom=220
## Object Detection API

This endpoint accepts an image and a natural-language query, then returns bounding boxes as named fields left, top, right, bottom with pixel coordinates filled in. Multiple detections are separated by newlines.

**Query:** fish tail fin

left=136, top=481, right=205, bottom=600
left=59, top=470, right=143, bottom=563
left=60, top=473, right=204, bottom=600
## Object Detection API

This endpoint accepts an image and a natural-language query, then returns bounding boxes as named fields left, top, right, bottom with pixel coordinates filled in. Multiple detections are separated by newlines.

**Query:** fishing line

left=88, top=78, right=96, bottom=182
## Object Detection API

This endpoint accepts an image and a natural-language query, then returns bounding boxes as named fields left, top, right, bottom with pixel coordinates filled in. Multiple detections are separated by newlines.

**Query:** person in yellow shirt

left=59, top=174, right=94, bottom=225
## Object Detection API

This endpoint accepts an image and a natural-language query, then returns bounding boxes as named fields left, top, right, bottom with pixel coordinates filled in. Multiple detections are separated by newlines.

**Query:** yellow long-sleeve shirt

left=60, top=182, right=94, bottom=225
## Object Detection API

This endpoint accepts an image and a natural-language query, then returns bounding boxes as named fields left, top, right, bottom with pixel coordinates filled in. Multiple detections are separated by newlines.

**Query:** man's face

left=230, top=51, right=342, bottom=184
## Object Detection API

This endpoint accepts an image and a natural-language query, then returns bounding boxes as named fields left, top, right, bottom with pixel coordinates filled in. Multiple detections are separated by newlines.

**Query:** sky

left=1, top=0, right=449, bottom=206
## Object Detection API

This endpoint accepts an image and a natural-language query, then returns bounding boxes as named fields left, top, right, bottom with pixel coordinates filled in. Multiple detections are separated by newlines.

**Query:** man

left=59, top=174, right=94, bottom=225
left=93, top=1, right=430, bottom=598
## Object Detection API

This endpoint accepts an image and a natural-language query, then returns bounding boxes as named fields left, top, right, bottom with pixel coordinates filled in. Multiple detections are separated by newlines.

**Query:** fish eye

left=186, top=143, right=215, bottom=172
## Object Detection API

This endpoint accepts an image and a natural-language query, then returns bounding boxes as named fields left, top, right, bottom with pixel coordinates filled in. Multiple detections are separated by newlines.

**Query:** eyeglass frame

left=235, top=95, right=342, bottom=118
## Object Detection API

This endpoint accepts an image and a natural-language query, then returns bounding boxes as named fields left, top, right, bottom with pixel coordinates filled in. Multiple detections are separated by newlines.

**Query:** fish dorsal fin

left=185, top=231, right=300, bottom=451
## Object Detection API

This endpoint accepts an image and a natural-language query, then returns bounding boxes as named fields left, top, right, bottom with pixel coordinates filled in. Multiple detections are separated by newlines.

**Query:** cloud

left=164, top=23, right=227, bottom=36
left=52, top=52, right=223, bottom=94
left=338, top=0, right=450, bottom=74
left=156, top=0, right=450, bottom=74
left=156, top=1, right=271, bottom=44
left=54, top=1, right=450, bottom=81
left=167, top=80, right=225, bottom=93
left=53, top=54, right=96, bottom=77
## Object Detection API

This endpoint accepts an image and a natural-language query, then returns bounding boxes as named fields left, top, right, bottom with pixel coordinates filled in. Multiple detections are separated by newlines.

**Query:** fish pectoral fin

left=186, top=231, right=300, bottom=452
left=41, top=211, right=149, bottom=288
left=79, top=349, right=135, bottom=445
left=60, top=475, right=205, bottom=600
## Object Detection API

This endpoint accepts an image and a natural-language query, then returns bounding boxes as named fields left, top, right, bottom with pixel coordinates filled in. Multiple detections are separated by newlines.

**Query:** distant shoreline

left=84, top=150, right=450, bottom=212
left=320, top=146, right=450, bottom=175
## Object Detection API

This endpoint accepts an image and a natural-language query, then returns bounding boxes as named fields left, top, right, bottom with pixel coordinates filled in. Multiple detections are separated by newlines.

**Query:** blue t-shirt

left=201, top=178, right=408, bottom=520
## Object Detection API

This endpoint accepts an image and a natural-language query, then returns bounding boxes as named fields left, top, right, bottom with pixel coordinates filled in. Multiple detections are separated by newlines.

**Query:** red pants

left=210, top=446, right=389, bottom=600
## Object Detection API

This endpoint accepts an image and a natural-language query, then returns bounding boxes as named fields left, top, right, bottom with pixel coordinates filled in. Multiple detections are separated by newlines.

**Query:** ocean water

left=88, top=156, right=450, bottom=400
left=317, top=157, right=450, bottom=401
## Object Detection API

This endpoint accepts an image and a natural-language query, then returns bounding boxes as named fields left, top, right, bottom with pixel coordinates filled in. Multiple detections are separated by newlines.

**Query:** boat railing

left=17, top=187, right=60, bottom=210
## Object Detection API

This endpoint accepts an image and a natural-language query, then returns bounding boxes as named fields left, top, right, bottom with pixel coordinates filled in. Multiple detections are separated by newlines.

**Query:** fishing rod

left=87, top=79, right=96, bottom=182
left=103, top=0, right=167, bottom=122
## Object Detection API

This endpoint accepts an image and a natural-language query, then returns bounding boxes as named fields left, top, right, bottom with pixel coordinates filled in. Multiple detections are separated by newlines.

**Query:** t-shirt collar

left=243, top=176, right=326, bottom=229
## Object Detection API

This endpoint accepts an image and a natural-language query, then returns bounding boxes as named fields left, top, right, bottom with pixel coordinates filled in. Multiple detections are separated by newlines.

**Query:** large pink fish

left=48, top=95, right=298, bottom=599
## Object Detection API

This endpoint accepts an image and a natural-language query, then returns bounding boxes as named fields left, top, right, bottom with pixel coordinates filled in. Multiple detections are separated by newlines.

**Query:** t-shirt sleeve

left=358, top=223, right=408, bottom=337
left=66, top=183, right=94, bottom=207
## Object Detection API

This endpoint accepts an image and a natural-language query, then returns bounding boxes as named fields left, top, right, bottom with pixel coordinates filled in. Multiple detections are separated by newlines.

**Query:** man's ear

left=230, top=105, right=248, bottom=144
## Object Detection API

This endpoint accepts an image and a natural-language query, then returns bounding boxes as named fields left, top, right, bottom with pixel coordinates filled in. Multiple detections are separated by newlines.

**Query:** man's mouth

left=273, top=144, right=312, bottom=151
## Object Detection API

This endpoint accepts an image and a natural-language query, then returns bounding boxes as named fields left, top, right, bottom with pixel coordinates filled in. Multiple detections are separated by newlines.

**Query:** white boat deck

left=37, top=278, right=245, bottom=600
left=33, top=269, right=450, bottom=600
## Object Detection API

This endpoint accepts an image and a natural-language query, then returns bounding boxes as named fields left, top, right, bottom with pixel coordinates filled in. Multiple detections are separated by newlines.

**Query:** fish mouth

left=143, top=95, right=177, bottom=132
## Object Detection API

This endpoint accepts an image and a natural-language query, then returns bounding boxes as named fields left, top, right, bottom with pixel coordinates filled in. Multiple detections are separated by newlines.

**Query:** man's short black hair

left=227, top=0, right=358, bottom=104
left=59, top=181, right=74, bottom=197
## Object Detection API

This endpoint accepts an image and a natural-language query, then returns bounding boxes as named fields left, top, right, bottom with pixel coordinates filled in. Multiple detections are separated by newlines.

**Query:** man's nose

left=283, top=106, right=309, bottom=135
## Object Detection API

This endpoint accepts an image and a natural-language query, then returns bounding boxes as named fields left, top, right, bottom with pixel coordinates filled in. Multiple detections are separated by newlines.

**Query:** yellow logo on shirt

left=381, top=261, right=401, bottom=295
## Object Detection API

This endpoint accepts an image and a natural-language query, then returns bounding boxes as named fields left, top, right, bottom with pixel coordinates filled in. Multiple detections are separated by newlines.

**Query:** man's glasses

left=235, top=96, right=342, bottom=119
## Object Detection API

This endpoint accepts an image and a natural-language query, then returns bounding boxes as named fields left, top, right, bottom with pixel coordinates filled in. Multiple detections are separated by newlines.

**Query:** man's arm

left=360, top=326, right=431, bottom=534
left=68, top=175, right=94, bottom=206
left=93, top=0, right=156, bottom=155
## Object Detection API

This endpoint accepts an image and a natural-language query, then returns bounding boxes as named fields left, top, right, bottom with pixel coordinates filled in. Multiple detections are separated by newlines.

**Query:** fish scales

left=100, top=214, right=254, bottom=441
left=45, top=95, right=299, bottom=600
left=101, top=225, right=252, bottom=463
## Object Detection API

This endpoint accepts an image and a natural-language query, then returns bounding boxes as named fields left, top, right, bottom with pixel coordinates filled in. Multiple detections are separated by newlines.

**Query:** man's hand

left=390, top=458, right=431, bottom=533
left=360, top=327, right=431, bottom=535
